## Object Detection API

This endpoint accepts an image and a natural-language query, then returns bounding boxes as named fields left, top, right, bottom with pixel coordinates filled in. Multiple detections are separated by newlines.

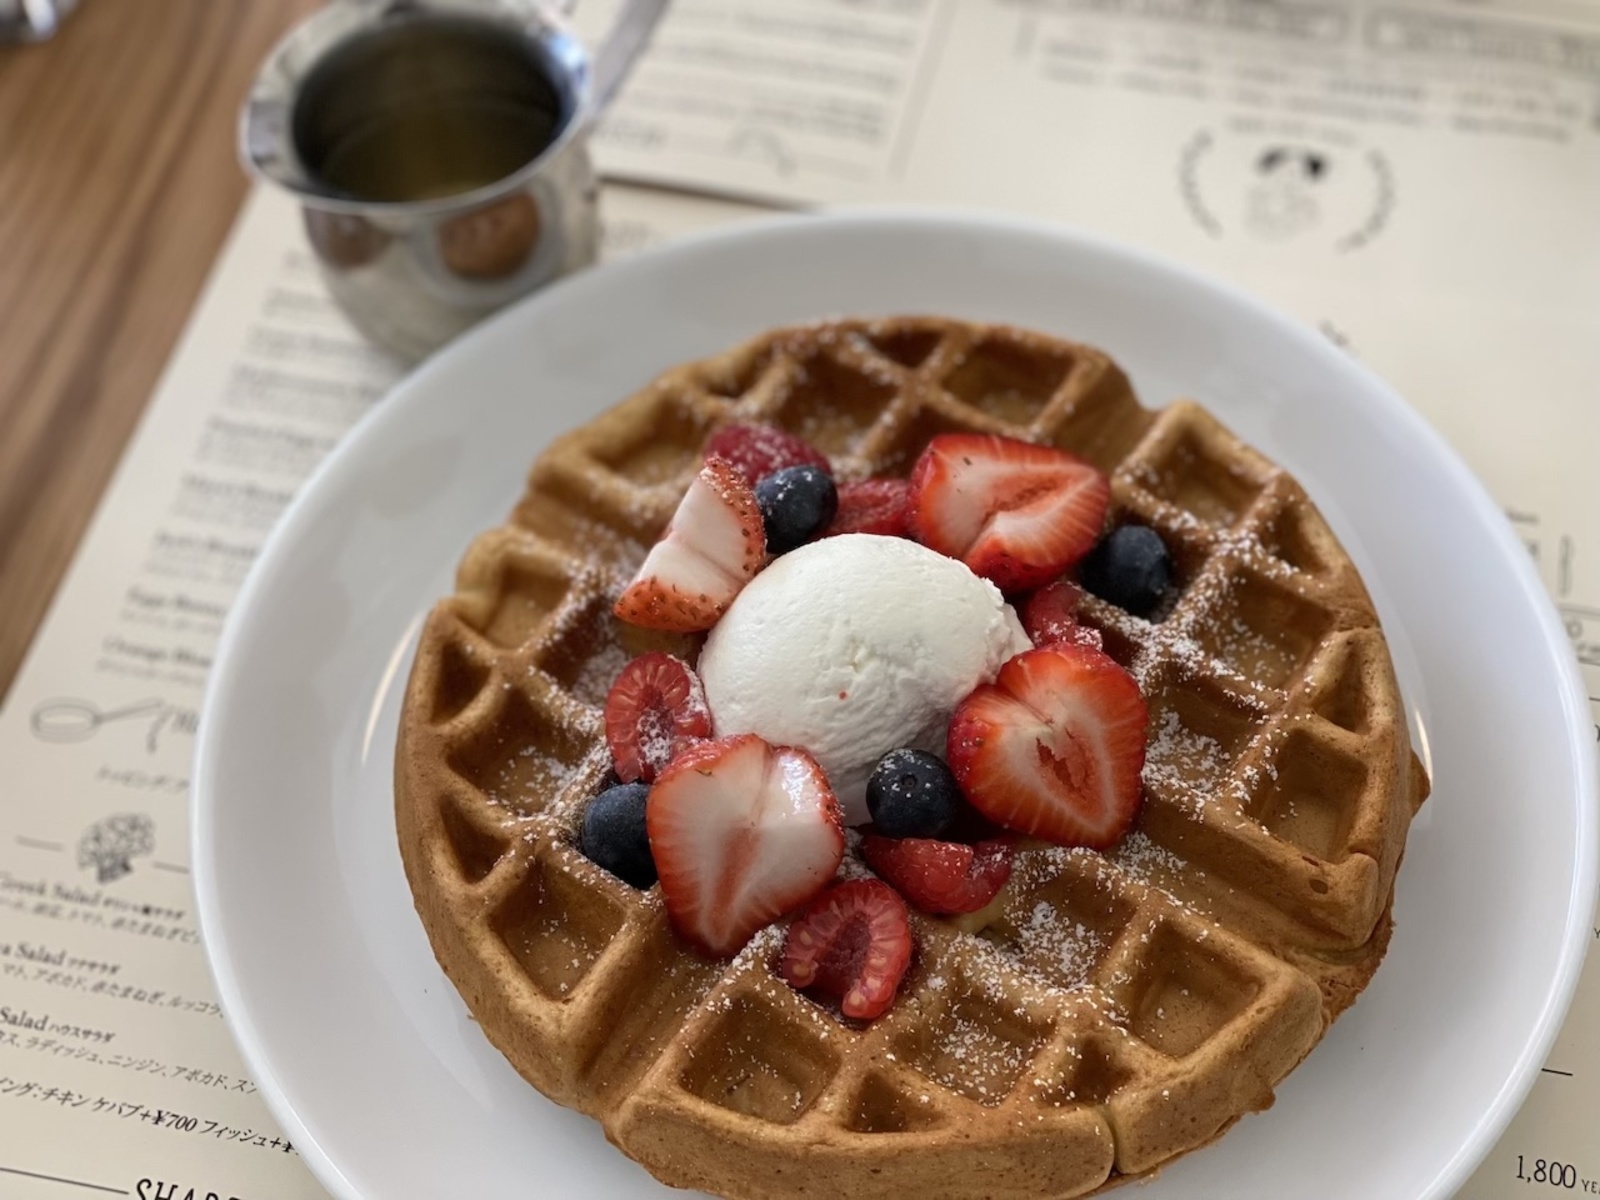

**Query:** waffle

left=395, top=317, right=1428, bottom=1198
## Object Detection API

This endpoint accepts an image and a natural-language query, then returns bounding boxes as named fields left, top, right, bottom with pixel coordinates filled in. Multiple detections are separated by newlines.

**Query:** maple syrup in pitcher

left=292, top=14, right=570, bottom=203
left=242, top=0, right=666, bottom=359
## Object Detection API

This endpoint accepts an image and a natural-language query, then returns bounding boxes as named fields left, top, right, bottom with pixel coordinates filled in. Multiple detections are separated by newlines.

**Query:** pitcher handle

left=586, top=0, right=669, bottom=117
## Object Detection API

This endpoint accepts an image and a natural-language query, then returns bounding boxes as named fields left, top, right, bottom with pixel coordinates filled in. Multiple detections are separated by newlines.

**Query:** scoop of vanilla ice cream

left=697, top=534, right=1032, bottom=826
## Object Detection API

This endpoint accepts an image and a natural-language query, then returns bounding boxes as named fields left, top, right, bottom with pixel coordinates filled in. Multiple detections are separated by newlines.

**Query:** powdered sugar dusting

left=1106, top=831, right=1216, bottom=920
left=1107, top=830, right=1188, bottom=885
left=1142, top=708, right=1232, bottom=815
left=487, top=741, right=586, bottom=809
left=1131, top=628, right=1213, bottom=692
left=909, top=946, right=1049, bottom=1104
left=837, top=829, right=878, bottom=882
left=1213, top=519, right=1295, bottom=581
left=729, top=922, right=785, bottom=975
left=570, top=638, right=630, bottom=709
left=636, top=710, right=679, bottom=778
left=1010, top=901, right=1105, bottom=993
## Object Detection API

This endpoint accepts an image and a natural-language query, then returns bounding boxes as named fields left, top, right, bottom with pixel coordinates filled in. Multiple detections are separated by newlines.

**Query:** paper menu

left=0, top=197, right=377, bottom=1200
left=0, top=183, right=766, bottom=1199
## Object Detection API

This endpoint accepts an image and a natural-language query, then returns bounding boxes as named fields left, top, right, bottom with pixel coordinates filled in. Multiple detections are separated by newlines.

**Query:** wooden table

left=0, top=0, right=318, bottom=697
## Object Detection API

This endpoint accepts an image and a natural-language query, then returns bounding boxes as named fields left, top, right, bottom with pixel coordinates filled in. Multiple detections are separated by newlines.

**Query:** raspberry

left=704, top=423, right=829, bottom=486
left=602, top=653, right=712, bottom=782
left=823, top=478, right=912, bottom=539
left=861, top=836, right=1014, bottom=915
left=779, top=879, right=911, bottom=1019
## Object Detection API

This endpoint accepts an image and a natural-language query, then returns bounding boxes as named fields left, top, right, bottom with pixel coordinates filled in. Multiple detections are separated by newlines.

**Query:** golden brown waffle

left=395, top=317, right=1428, bottom=1199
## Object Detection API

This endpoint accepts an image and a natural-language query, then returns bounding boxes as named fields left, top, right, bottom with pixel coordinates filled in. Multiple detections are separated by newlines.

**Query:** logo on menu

left=1178, top=121, right=1394, bottom=251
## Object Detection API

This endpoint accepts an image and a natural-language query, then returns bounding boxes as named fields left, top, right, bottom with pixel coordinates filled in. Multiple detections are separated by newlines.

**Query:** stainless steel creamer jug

left=242, top=0, right=666, bottom=360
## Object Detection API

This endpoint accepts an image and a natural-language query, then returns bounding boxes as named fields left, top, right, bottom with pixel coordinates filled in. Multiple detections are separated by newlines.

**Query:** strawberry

left=704, top=423, right=830, bottom=486
left=908, top=434, right=1110, bottom=593
left=860, top=835, right=1014, bottom=916
left=1021, top=579, right=1104, bottom=651
left=779, top=879, right=912, bottom=1019
left=647, top=734, right=845, bottom=957
left=947, top=644, right=1147, bottom=849
left=603, top=652, right=713, bottom=783
left=614, top=456, right=765, bottom=632
left=822, top=478, right=912, bottom=539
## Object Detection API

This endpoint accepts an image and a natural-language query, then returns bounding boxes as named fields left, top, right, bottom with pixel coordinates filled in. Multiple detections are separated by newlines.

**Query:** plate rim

left=191, top=206, right=1599, bottom=1200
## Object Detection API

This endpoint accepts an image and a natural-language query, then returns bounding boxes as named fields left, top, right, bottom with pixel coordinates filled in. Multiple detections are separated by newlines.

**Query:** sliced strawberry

left=603, top=652, right=713, bottom=783
left=614, top=456, right=765, bottom=632
left=908, top=434, right=1110, bottom=593
left=947, top=644, right=1147, bottom=849
left=1021, top=579, right=1104, bottom=651
left=704, top=423, right=830, bottom=486
left=779, top=879, right=912, bottom=1019
left=860, top=835, right=1014, bottom=916
left=648, top=734, right=845, bottom=957
left=822, top=478, right=912, bottom=539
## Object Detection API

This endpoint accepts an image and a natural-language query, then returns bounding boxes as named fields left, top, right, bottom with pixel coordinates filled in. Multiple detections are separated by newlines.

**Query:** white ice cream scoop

left=697, top=534, right=1032, bottom=825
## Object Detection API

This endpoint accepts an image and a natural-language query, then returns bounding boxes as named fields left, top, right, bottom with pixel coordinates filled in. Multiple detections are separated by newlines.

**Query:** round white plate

left=193, top=212, right=1596, bottom=1200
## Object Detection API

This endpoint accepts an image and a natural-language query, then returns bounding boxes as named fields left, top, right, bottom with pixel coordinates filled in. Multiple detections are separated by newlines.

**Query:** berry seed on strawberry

left=860, top=835, right=1014, bottom=916
left=823, top=478, right=912, bottom=539
left=603, top=652, right=712, bottom=784
left=947, top=644, right=1148, bottom=849
left=1021, top=578, right=1104, bottom=651
left=704, top=423, right=830, bottom=487
left=614, top=456, right=766, bottom=632
left=779, top=879, right=912, bottom=1020
left=647, top=734, right=845, bottom=957
left=908, top=433, right=1110, bottom=593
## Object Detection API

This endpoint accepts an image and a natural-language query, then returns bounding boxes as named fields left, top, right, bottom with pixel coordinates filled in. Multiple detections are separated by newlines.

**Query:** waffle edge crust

left=395, top=317, right=1429, bottom=1199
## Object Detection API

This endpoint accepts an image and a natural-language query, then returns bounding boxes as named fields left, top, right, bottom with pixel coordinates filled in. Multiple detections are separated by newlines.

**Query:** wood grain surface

left=0, top=0, right=318, bottom=699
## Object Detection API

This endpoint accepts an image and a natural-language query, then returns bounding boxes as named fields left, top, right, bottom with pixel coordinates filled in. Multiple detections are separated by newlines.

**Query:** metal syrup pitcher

left=242, top=0, right=666, bottom=361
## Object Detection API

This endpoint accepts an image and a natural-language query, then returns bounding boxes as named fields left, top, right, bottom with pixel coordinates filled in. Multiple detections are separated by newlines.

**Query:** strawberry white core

left=697, top=534, right=1032, bottom=825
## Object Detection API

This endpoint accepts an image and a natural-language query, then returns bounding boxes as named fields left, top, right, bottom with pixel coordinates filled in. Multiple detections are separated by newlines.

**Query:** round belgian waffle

left=394, top=317, right=1428, bottom=1199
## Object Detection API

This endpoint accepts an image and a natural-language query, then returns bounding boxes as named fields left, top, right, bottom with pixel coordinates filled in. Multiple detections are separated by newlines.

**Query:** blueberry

left=866, top=749, right=962, bottom=839
left=755, top=465, right=838, bottom=555
left=1079, top=525, right=1172, bottom=618
left=579, top=782, right=656, bottom=888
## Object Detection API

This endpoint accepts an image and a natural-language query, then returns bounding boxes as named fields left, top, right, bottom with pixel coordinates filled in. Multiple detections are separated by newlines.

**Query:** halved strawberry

left=704, top=423, right=830, bottom=486
left=614, top=456, right=765, bottom=632
left=603, top=652, right=713, bottom=783
left=908, top=434, right=1110, bottom=593
left=1021, top=579, right=1104, bottom=651
left=822, top=478, right=912, bottom=539
left=779, top=879, right=912, bottom=1019
left=947, top=644, right=1147, bottom=849
left=860, top=835, right=1014, bottom=916
left=648, top=734, right=845, bottom=957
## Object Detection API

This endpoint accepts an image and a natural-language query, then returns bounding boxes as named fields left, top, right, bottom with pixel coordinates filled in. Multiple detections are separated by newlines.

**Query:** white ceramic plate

left=193, top=213, right=1596, bottom=1200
